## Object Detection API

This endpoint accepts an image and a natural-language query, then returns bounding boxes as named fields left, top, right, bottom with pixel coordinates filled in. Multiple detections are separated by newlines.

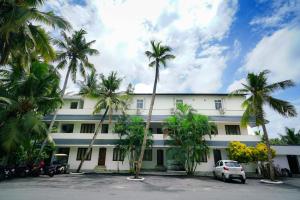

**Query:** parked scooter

left=15, top=165, right=31, bottom=177
left=30, top=161, right=55, bottom=177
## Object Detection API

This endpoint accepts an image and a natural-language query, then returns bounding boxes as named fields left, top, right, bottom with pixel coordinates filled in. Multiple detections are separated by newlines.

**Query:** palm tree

left=232, top=70, right=297, bottom=181
left=76, top=71, right=132, bottom=172
left=0, top=0, right=71, bottom=65
left=280, top=127, right=300, bottom=145
left=135, top=40, right=175, bottom=178
left=0, top=61, right=61, bottom=164
left=38, top=29, right=99, bottom=156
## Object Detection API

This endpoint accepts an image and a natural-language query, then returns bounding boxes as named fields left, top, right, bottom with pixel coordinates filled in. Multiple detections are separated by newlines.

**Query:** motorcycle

left=30, top=162, right=55, bottom=177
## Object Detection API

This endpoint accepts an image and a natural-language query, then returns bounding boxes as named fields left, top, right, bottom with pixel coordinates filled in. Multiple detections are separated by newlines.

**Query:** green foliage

left=280, top=127, right=300, bottom=145
left=114, top=115, right=153, bottom=172
left=0, top=0, right=71, bottom=65
left=54, top=29, right=99, bottom=83
left=0, top=61, right=61, bottom=164
left=165, top=103, right=215, bottom=175
left=231, top=70, right=296, bottom=127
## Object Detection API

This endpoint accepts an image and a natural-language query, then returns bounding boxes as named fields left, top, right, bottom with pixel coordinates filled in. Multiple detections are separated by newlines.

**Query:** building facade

left=44, top=93, right=260, bottom=174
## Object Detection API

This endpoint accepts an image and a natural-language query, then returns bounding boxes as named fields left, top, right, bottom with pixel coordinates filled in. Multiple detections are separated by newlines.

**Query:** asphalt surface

left=0, top=174, right=300, bottom=200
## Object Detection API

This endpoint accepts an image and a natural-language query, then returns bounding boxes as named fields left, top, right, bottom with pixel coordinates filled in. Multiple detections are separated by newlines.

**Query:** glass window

left=143, top=149, right=152, bottom=161
left=219, top=161, right=223, bottom=166
left=225, top=125, right=241, bottom=135
left=80, top=124, right=95, bottom=133
left=197, top=151, right=207, bottom=162
left=157, top=128, right=163, bottom=134
left=70, top=102, right=78, bottom=109
left=61, top=124, right=74, bottom=133
left=76, top=148, right=92, bottom=161
left=101, top=124, right=109, bottom=133
left=225, top=161, right=240, bottom=167
left=113, top=148, right=125, bottom=161
left=214, top=100, right=222, bottom=110
left=137, top=99, right=144, bottom=109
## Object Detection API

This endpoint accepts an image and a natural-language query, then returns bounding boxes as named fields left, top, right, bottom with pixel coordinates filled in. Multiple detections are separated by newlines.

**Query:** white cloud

left=250, top=0, right=300, bottom=28
left=265, top=98, right=300, bottom=138
left=242, top=27, right=300, bottom=83
left=226, top=78, right=246, bottom=92
left=44, top=0, right=238, bottom=93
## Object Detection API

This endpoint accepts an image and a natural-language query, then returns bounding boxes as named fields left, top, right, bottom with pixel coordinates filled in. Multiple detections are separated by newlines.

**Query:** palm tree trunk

left=135, top=62, right=159, bottom=178
left=261, top=122, right=275, bottom=181
left=76, top=107, right=109, bottom=172
left=36, top=66, right=72, bottom=163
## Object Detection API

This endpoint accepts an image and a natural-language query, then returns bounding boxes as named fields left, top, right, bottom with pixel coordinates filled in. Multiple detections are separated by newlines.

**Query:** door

left=98, top=148, right=106, bottom=166
left=213, top=149, right=222, bottom=165
left=216, top=161, right=223, bottom=177
left=287, top=155, right=300, bottom=174
left=157, top=149, right=164, bottom=166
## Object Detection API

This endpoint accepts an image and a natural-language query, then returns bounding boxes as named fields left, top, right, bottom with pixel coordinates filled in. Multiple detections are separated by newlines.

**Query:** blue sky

left=44, top=0, right=300, bottom=137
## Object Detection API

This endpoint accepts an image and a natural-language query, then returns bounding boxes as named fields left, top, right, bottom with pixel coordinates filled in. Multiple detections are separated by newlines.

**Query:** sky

left=43, top=0, right=300, bottom=138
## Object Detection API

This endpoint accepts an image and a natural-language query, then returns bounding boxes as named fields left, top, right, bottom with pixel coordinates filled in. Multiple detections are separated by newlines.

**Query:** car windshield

left=225, top=162, right=240, bottom=167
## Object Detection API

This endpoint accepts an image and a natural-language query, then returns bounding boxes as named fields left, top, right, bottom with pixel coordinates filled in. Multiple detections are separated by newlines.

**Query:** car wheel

left=241, top=179, right=246, bottom=184
left=222, top=174, right=227, bottom=182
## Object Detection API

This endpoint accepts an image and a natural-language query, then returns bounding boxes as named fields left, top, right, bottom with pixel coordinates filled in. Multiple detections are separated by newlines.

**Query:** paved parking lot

left=0, top=174, right=300, bottom=200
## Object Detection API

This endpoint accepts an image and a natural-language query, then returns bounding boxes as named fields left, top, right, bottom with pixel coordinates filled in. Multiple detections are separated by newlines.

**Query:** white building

left=272, top=145, right=300, bottom=174
left=44, top=93, right=261, bottom=174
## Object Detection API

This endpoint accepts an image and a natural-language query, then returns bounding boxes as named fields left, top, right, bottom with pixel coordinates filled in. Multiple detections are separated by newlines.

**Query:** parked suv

left=213, top=160, right=246, bottom=184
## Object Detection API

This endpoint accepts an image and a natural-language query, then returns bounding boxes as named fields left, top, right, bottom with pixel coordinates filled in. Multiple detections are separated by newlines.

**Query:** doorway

left=98, top=148, right=106, bottom=166
left=287, top=155, right=300, bottom=174
left=157, top=149, right=164, bottom=166
left=213, top=149, right=222, bottom=165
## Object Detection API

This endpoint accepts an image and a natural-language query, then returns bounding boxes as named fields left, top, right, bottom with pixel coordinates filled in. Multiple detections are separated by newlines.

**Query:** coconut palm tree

left=280, top=127, right=300, bottom=145
left=38, top=29, right=99, bottom=156
left=0, top=61, right=61, bottom=164
left=0, top=0, right=71, bottom=65
left=135, top=40, right=175, bottom=178
left=232, top=70, right=297, bottom=181
left=76, top=71, right=133, bottom=172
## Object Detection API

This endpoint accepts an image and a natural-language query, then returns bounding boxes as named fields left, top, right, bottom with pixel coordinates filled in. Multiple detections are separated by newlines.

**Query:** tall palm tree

left=135, top=40, right=175, bottom=178
left=232, top=70, right=297, bottom=181
left=0, top=0, right=71, bottom=65
left=76, top=71, right=132, bottom=172
left=38, top=29, right=99, bottom=156
left=280, top=127, right=300, bottom=145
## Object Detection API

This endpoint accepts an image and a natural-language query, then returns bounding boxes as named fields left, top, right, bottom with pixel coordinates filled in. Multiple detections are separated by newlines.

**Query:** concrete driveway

left=0, top=174, right=299, bottom=200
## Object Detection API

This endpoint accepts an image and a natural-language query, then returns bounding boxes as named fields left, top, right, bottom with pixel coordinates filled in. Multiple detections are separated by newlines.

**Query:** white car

left=213, top=160, right=246, bottom=184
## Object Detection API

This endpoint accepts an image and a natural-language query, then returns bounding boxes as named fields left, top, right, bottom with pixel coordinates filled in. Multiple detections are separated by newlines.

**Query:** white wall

left=59, top=94, right=246, bottom=116
left=273, top=155, right=290, bottom=170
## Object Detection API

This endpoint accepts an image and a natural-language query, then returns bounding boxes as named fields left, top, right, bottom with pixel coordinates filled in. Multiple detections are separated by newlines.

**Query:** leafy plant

left=165, top=103, right=216, bottom=175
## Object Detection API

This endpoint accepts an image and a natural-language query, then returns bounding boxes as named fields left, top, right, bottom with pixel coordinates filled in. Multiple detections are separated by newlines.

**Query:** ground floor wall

left=60, top=146, right=256, bottom=173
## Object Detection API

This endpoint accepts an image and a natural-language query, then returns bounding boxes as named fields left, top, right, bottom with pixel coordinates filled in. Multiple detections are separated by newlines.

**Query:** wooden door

left=157, top=149, right=164, bottom=166
left=98, top=148, right=106, bottom=166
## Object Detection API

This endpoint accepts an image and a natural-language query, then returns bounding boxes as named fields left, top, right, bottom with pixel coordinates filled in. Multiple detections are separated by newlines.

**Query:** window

left=76, top=148, right=92, bottom=161
left=225, top=125, right=241, bottom=135
left=70, top=101, right=78, bottom=109
left=113, top=148, right=125, bottom=161
left=80, top=124, right=95, bottom=133
left=149, top=128, right=153, bottom=133
left=156, top=128, right=163, bottom=134
left=61, top=124, right=74, bottom=133
left=137, top=99, right=144, bottom=109
left=143, top=149, right=152, bottom=161
left=214, top=100, right=222, bottom=110
left=219, top=161, right=223, bottom=166
left=101, top=124, right=109, bottom=133
left=197, top=152, right=207, bottom=162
